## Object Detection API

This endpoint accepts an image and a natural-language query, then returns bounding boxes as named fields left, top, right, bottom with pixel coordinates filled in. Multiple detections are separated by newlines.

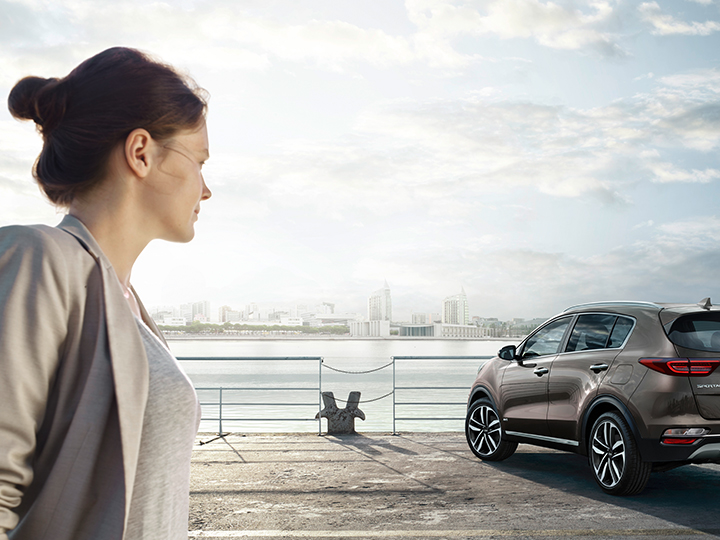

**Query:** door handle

left=590, top=363, right=609, bottom=373
left=533, top=367, right=549, bottom=377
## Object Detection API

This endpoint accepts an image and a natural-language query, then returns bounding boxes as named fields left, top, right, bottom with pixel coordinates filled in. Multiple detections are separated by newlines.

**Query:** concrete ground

left=189, top=432, right=720, bottom=540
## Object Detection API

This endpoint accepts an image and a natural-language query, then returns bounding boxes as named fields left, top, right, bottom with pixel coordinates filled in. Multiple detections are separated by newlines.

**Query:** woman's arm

left=0, top=226, right=69, bottom=537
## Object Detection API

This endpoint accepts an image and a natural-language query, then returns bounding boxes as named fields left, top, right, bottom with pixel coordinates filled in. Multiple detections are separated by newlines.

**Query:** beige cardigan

left=0, top=215, right=164, bottom=540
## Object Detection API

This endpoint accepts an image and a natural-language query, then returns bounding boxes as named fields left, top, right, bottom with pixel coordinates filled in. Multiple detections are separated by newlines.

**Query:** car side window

left=608, top=316, right=634, bottom=348
left=565, top=314, right=616, bottom=352
left=521, top=317, right=572, bottom=358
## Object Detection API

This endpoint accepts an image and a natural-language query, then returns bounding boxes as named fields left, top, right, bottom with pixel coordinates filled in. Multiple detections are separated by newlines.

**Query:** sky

left=2, top=0, right=720, bottom=322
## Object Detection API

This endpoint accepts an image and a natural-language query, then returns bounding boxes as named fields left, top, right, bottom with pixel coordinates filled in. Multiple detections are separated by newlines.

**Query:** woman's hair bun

left=8, top=47, right=206, bottom=206
left=7, top=76, right=63, bottom=131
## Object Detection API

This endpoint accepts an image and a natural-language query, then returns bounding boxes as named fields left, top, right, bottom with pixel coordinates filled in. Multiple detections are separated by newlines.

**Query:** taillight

left=639, top=358, right=720, bottom=377
left=661, top=428, right=708, bottom=445
left=662, top=438, right=698, bottom=445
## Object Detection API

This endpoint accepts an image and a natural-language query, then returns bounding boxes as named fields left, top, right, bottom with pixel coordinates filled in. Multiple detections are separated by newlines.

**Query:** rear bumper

left=638, top=436, right=720, bottom=463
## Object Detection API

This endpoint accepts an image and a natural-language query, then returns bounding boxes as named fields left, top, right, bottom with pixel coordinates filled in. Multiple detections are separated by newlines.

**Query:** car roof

left=562, top=301, right=662, bottom=314
left=562, top=299, right=720, bottom=318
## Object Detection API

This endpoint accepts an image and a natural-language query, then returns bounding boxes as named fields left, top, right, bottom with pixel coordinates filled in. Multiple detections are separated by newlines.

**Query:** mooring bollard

left=315, top=391, right=366, bottom=434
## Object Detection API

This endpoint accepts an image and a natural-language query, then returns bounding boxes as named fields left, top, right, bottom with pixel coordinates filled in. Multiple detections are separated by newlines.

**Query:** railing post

left=218, top=387, right=223, bottom=435
left=392, top=356, right=396, bottom=435
left=318, top=357, right=323, bottom=435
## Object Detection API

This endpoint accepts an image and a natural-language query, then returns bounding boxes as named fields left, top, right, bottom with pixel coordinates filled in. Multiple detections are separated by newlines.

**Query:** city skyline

left=2, top=2, right=720, bottom=320
left=148, top=281, right=546, bottom=326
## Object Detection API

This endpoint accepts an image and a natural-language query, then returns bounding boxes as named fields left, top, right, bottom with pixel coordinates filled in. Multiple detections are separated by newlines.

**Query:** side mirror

left=498, top=345, right=517, bottom=361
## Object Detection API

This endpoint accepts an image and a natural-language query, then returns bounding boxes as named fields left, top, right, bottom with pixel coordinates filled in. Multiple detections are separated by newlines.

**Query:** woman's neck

left=68, top=178, right=151, bottom=314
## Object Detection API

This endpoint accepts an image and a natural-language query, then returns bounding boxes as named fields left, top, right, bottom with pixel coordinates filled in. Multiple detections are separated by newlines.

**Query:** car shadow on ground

left=483, top=449, right=720, bottom=533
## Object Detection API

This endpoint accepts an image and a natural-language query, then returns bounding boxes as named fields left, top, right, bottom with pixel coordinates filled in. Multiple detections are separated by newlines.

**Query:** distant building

left=399, top=324, right=436, bottom=337
left=412, top=312, right=440, bottom=325
left=437, top=324, right=489, bottom=338
left=350, top=320, right=390, bottom=337
left=368, top=281, right=392, bottom=322
left=181, top=300, right=211, bottom=322
left=442, top=288, right=469, bottom=326
left=305, top=313, right=362, bottom=327
left=398, top=322, right=490, bottom=338
left=219, top=305, right=242, bottom=323
left=151, top=309, right=173, bottom=323
left=245, top=303, right=259, bottom=321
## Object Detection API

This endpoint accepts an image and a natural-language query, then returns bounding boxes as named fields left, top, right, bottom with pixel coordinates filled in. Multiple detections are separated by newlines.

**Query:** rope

left=322, top=361, right=393, bottom=374
left=328, top=390, right=394, bottom=404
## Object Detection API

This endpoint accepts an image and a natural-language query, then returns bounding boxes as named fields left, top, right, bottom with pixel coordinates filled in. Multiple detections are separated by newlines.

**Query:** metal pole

left=318, top=357, right=323, bottom=435
left=392, top=356, right=396, bottom=435
left=218, top=387, right=223, bottom=435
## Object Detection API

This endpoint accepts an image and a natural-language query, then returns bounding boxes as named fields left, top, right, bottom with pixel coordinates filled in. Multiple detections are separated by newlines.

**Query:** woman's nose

left=201, top=175, right=212, bottom=200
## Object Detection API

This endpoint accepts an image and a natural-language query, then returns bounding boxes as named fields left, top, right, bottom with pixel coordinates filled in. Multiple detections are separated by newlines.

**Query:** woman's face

left=145, top=122, right=212, bottom=243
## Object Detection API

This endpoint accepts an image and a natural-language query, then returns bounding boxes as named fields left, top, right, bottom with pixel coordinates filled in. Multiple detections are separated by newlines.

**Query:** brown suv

left=465, top=300, right=720, bottom=496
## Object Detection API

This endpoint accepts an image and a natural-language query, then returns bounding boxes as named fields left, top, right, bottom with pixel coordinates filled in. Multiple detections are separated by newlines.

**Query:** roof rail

left=563, top=301, right=662, bottom=312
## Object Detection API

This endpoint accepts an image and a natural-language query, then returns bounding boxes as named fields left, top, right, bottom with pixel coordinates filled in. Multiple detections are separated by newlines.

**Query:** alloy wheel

left=591, top=418, right=626, bottom=489
left=468, top=403, right=501, bottom=457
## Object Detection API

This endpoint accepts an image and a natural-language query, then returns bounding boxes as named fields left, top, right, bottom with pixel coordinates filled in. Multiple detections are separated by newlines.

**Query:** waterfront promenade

left=189, top=432, right=720, bottom=540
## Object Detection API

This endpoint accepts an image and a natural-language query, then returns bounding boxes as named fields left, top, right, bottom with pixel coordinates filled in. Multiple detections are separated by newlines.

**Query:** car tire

left=465, top=399, right=517, bottom=461
left=589, top=411, right=651, bottom=496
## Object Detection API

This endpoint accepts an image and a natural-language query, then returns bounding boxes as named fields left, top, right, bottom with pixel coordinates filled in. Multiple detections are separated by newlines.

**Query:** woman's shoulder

left=0, top=223, right=91, bottom=265
left=0, top=225, right=77, bottom=248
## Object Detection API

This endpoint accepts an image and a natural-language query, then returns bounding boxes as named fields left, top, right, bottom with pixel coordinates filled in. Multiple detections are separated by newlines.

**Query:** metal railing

left=178, top=356, right=323, bottom=434
left=178, top=355, right=493, bottom=434
left=392, top=356, right=492, bottom=434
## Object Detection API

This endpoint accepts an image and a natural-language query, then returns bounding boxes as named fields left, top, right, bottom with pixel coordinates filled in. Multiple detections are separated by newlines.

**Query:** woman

left=0, top=47, right=211, bottom=540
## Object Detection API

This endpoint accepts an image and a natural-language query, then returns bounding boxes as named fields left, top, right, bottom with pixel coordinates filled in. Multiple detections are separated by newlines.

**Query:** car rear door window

left=566, top=314, right=617, bottom=352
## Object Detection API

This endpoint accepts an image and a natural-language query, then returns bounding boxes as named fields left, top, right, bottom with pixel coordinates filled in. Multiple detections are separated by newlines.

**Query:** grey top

left=125, top=318, right=200, bottom=540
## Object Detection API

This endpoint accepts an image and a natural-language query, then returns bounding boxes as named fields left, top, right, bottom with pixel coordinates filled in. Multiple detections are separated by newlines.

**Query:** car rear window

left=665, top=313, right=720, bottom=352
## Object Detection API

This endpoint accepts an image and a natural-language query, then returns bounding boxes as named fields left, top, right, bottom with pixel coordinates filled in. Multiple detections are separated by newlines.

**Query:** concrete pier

left=190, top=432, right=720, bottom=540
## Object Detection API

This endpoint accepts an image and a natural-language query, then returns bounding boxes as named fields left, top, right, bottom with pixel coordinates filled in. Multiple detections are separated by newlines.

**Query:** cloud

left=639, top=1, right=720, bottom=35
left=227, top=66, right=720, bottom=222
left=334, top=212, right=720, bottom=319
left=0, top=0, right=635, bottom=91
left=462, top=215, right=720, bottom=316
left=196, top=8, right=417, bottom=72
left=657, top=215, right=720, bottom=246
left=407, top=0, right=629, bottom=58
left=648, top=161, right=720, bottom=183
left=0, top=0, right=417, bottom=83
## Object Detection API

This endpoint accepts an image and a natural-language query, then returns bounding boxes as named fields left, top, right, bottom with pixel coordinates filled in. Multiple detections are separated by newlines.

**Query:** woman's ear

left=124, top=128, right=154, bottom=178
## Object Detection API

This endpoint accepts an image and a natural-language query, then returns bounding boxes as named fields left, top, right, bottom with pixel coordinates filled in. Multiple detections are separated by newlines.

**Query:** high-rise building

left=181, top=301, right=211, bottom=322
left=368, top=280, right=392, bottom=322
left=442, top=288, right=470, bottom=325
left=180, top=303, right=193, bottom=322
left=193, top=301, right=211, bottom=320
left=245, top=303, right=259, bottom=320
